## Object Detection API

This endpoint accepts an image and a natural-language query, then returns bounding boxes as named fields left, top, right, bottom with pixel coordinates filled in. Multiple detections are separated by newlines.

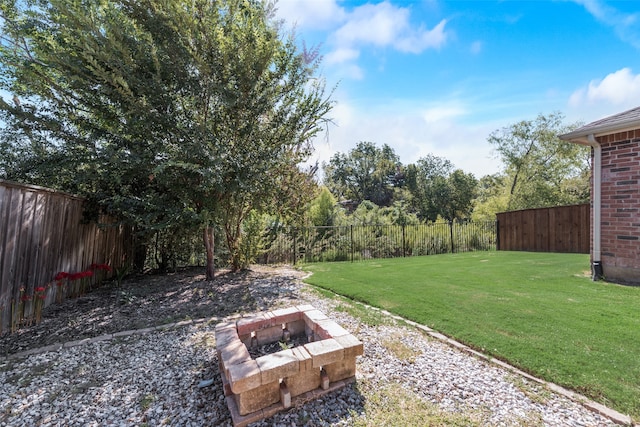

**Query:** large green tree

left=471, top=173, right=509, bottom=221
left=0, top=0, right=332, bottom=278
left=308, top=186, right=341, bottom=227
left=433, top=169, right=478, bottom=223
left=323, top=141, right=402, bottom=207
left=405, top=155, right=477, bottom=250
left=431, top=169, right=477, bottom=252
left=405, top=154, right=454, bottom=221
left=487, top=112, right=589, bottom=211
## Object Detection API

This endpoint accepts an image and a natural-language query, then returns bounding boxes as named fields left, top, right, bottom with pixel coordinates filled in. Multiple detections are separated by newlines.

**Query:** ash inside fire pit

left=246, top=333, right=307, bottom=359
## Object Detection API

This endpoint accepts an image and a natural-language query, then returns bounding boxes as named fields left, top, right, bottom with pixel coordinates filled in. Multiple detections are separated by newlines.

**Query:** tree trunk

left=508, top=170, right=519, bottom=209
left=203, top=226, right=216, bottom=280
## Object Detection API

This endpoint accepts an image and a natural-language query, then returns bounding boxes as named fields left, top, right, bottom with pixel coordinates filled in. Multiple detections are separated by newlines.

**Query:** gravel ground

left=0, top=266, right=625, bottom=426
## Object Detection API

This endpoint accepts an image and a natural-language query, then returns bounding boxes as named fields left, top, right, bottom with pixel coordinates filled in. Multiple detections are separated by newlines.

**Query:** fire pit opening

left=246, top=331, right=308, bottom=359
left=215, top=305, right=364, bottom=427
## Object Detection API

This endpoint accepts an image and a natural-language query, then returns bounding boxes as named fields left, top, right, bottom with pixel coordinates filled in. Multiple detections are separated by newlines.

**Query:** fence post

left=292, top=228, right=297, bottom=265
left=350, top=225, right=354, bottom=263
left=402, top=225, right=406, bottom=257
left=449, top=221, right=455, bottom=253
left=495, top=220, right=500, bottom=251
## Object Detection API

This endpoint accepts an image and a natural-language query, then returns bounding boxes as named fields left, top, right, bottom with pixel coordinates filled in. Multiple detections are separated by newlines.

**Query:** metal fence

left=260, top=221, right=497, bottom=264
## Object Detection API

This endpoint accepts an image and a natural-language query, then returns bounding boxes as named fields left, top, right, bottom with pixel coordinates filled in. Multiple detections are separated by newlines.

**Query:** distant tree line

left=313, top=111, right=590, bottom=229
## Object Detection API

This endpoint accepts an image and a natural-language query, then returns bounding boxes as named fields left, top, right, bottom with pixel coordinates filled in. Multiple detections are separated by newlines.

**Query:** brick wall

left=595, top=129, right=640, bottom=284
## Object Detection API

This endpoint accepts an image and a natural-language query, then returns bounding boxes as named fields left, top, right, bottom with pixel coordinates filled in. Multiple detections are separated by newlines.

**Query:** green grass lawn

left=302, top=251, right=640, bottom=420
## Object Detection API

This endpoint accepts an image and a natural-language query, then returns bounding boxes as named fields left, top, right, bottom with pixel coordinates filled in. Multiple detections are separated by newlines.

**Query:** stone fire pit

left=215, top=305, right=364, bottom=426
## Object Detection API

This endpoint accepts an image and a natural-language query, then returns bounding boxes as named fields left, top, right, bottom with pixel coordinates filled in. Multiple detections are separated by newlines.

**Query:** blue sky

left=275, top=0, right=640, bottom=178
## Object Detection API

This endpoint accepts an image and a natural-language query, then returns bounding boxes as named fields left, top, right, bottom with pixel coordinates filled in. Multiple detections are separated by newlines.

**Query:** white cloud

left=572, top=0, right=640, bottom=48
left=422, top=105, right=467, bottom=124
left=333, top=2, right=406, bottom=48
left=276, top=1, right=449, bottom=81
left=569, top=68, right=640, bottom=107
left=393, top=19, right=448, bottom=53
left=341, top=64, right=365, bottom=80
left=325, top=47, right=360, bottom=65
left=324, top=47, right=365, bottom=79
left=308, top=98, right=501, bottom=179
left=274, top=0, right=346, bottom=30
left=324, top=54, right=365, bottom=80
left=566, top=68, right=640, bottom=124
left=332, top=2, right=448, bottom=53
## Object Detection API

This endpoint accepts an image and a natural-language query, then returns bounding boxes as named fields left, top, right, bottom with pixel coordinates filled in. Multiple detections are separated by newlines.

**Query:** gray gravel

left=0, top=267, right=624, bottom=426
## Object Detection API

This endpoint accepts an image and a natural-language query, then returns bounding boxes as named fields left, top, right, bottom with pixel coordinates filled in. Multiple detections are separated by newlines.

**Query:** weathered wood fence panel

left=0, top=180, right=133, bottom=332
left=496, top=204, right=590, bottom=253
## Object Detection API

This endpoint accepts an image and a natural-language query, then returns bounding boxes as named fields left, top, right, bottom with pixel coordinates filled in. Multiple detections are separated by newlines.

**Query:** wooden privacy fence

left=0, top=180, right=133, bottom=333
left=496, top=204, right=590, bottom=253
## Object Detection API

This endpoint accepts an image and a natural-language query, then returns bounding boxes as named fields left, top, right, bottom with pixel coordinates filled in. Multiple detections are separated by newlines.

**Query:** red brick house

left=560, top=106, right=640, bottom=285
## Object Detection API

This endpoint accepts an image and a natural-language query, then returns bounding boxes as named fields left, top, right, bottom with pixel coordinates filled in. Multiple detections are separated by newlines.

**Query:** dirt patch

left=1, top=265, right=305, bottom=356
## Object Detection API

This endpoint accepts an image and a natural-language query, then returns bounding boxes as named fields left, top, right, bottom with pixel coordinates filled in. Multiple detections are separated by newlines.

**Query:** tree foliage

left=308, top=186, right=341, bottom=227
left=487, top=112, right=590, bottom=210
left=405, top=154, right=477, bottom=222
left=471, top=173, right=509, bottom=221
left=323, top=141, right=402, bottom=207
left=433, top=169, right=478, bottom=223
left=0, top=0, right=333, bottom=277
left=311, top=112, right=588, bottom=226
left=405, top=154, right=454, bottom=221
left=320, top=145, right=479, bottom=225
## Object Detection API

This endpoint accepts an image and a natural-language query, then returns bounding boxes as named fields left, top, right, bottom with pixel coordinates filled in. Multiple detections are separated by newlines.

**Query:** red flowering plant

left=34, top=285, right=47, bottom=324
left=11, top=286, right=26, bottom=333
left=90, top=263, right=112, bottom=272
left=54, top=271, right=69, bottom=303
left=20, top=288, right=33, bottom=327
left=82, top=270, right=93, bottom=295
left=68, top=272, right=82, bottom=298
left=90, top=263, right=112, bottom=288
left=69, top=270, right=93, bottom=297
left=54, top=267, right=99, bottom=300
left=54, top=272, right=69, bottom=281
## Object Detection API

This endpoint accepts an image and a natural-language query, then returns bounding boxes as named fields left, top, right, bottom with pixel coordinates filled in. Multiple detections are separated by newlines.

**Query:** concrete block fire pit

left=215, top=305, right=363, bottom=426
